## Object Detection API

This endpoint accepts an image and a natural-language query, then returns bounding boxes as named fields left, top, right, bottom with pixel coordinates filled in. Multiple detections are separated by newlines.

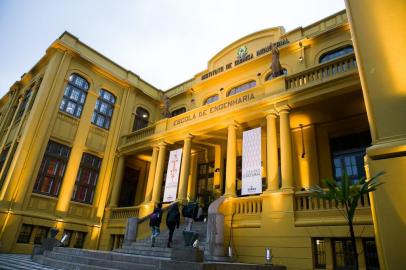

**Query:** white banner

left=242, top=127, right=262, bottom=195
left=163, top=148, right=183, bottom=202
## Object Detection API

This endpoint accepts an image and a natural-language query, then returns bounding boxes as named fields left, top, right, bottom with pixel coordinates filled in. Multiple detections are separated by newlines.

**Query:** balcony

left=286, top=53, right=357, bottom=89
left=294, top=190, right=372, bottom=226
left=118, top=53, right=359, bottom=148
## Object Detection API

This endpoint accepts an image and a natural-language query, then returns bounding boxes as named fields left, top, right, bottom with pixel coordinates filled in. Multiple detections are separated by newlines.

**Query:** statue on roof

left=161, top=94, right=171, bottom=118
left=270, top=44, right=284, bottom=78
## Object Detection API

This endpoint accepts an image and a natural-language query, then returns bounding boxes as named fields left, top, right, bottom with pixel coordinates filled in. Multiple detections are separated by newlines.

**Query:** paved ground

left=0, top=254, right=60, bottom=270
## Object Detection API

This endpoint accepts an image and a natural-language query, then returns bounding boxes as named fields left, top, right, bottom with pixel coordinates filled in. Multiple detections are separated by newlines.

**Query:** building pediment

left=199, top=27, right=287, bottom=82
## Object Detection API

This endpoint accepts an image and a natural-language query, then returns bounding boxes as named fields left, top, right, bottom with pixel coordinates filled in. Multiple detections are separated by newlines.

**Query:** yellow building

left=0, top=8, right=398, bottom=269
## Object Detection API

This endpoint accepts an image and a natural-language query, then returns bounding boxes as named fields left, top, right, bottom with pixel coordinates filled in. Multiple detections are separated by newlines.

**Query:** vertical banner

left=242, top=127, right=262, bottom=195
left=163, top=148, right=183, bottom=202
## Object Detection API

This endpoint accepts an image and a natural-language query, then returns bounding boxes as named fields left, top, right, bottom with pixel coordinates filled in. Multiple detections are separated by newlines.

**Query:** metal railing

left=286, top=53, right=357, bottom=89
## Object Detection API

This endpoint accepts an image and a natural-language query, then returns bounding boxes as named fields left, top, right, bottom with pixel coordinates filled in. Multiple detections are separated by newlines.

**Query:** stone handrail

left=121, top=124, right=156, bottom=145
left=294, top=189, right=371, bottom=212
left=110, top=206, right=141, bottom=219
left=233, top=196, right=263, bottom=215
left=286, top=53, right=357, bottom=89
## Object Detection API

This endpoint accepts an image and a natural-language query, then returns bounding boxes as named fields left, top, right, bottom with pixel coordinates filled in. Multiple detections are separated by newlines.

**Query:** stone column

left=109, top=156, right=125, bottom=207
left=224, top=124, right=237, bottom=197
left=151, top=143, right=167, bottom=203
left=55, top=89, right=98, bottom=216
left=177, top=135, right=193, bottom=202
left=187, top=152, right=198, bottom=201
left=279, top=106, right=293, bottom=189
left=266, top=112, right=279, bottom=191
left=143, top=146, right=159, bottom=203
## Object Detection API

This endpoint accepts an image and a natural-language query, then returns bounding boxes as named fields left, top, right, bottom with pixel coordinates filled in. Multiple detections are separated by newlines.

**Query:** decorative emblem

left=237, top=46, right=248, bottom=60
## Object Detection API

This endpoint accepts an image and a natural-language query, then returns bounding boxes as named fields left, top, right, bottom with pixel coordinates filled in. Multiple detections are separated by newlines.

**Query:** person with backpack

left=149, top=202, right=162, bottom=247
left=182, top=201, right=198, bottom=231
left=165, top=203, right=180, bottom=248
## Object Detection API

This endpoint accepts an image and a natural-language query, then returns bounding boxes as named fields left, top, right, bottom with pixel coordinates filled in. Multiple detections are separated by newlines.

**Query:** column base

left=223, top=193, right=236, bottom=198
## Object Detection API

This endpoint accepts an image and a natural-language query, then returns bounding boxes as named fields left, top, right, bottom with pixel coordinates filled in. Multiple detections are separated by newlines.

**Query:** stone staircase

left=116, top=220, right=207, bottom=258
left=32, top=221, right=207, bottom=270
left=34, top=247, right=163, bottom=270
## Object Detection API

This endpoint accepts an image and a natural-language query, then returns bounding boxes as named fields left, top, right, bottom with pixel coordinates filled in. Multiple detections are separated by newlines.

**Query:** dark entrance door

left=118, top=167, right=140, bottom=207
left=196, top=162, right=214, bottom=207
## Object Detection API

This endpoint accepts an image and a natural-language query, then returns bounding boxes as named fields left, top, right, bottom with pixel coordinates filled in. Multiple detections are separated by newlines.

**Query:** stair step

left=116, top=248, right=171, bottom=258
left=52, top=248, right=164, bottom=264
left=33, top=254, right=120, bottom=270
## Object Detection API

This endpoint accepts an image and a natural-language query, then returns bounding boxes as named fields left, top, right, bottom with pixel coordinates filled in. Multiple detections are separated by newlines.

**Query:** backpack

left=183, top=202, right=198, bottom=218
left=150, top=212, right=160, bottom=226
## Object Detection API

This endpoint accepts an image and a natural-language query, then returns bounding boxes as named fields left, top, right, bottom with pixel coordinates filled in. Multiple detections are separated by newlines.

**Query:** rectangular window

left=71, top=153, right=102, bottom=204
left=59, top=74, right=89, bottom=118
left=91, top=89, right=115, bottom=130
left=364, top=238, right=380, bottom=270
left=62, top=230, right=73, bottom=247
left=0, top=147, right=10, bottom=173
left=33, top=141, right=71, bottom=197
left=330, top=131, right=371, bottom=183
left=15, top=89, right=32, bottom=121
left=313, top=238, right=326, bottom=269
left=34, top=226, right=50, bottom=245
left=333, top=238, right=356, bottom=269
left=17, top=224, right=33, bottom=243
left=73, top=231, right=87, bottom=248
left=110, top=234, right=124, bottom=250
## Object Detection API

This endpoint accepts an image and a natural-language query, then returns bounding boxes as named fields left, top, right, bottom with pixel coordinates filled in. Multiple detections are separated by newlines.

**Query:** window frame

left=15, top=88, right=33, bottom=121
left=59, top=73, right=89, bottom=118
left=329, top=131, right=371, bottom=184
left=133, top=107, right=150, bottom=131
left=319, top=45, right=354, bottom=64
left=313, top=238, right=327, bottom=269
left=204, top=94, right=219, bottom=105
left=71, top=153, right=102, bottom=204
left=34, top=226, right=50, bottom=245
left=332, top=238, right=356, bottom=270
left=33, top=141, right=71, bottom=197
left=171, top=107, right=187, bottom=117
left=227, top=80, right=256, bottom=97
left=17, top=224, right=34, bottom=244
left=91, top=89, right=116, bottom=130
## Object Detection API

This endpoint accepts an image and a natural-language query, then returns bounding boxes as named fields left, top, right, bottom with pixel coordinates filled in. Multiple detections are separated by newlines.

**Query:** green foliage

left=308, top=171, right=384, bottom=222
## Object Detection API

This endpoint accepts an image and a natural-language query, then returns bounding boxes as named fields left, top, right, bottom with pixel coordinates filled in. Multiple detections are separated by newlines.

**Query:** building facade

left=0, top=9, right=383, bottom=269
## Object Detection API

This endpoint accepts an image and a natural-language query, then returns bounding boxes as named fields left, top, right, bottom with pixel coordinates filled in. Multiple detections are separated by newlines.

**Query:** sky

left=0, top=0, right=345, bottom=96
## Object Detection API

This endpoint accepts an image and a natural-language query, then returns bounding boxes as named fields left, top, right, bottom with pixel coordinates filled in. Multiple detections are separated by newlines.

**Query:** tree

left=309, top=172, right=384, bottom=269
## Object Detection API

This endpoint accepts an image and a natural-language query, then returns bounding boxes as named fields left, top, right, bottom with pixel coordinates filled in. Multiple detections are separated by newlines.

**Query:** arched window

left=227, top=80, right=256, bottom=97
left=133, top=107, right=150, bottom=131
left=60, top=73, right=89, bottom=118
left=319, top=45, right=354, bottom=63
left=171, top=107, right=186, bottom=117
left=204, top=95, right=219, bottom=105
left=265, top=68, right=288, bottom=81
left=91, top=89, right=116, bottom=130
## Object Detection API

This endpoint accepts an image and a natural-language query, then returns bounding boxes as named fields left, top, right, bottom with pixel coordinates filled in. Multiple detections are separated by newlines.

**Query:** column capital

left=184, top=134, right=194, bottom=140
left=277, top=105, right=291, bottom=114
left=266, top=110, right=279, bottom=119
left=158, top=141, right=167, bottom=148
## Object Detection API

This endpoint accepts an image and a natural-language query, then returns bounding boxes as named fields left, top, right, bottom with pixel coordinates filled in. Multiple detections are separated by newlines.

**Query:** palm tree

left=309, top=172, right=384, bottom=269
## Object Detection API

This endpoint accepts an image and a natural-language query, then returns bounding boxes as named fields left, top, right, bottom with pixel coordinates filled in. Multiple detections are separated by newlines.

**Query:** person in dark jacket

left=149, top=202, right=162, bottom=247
left=165, top=203, right=180, bottom=248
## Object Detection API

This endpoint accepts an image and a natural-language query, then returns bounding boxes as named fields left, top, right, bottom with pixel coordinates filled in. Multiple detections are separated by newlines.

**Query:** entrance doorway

left=118, top=167, right=140, bottom=207
left=196, top=162, right=214, bottom=208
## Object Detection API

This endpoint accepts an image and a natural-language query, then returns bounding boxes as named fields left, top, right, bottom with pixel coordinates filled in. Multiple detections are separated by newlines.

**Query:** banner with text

left=163, top=148, right=183, bottom=202
left=242, top=127, right=262, bottom=195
